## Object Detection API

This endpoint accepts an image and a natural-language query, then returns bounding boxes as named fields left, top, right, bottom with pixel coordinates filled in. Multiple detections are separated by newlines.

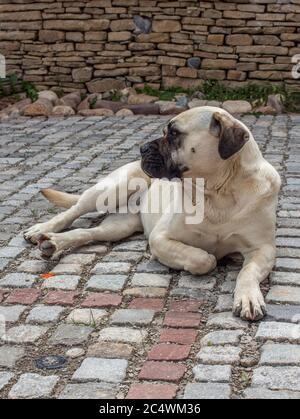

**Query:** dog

left=24, top=106, right=281, bottom=321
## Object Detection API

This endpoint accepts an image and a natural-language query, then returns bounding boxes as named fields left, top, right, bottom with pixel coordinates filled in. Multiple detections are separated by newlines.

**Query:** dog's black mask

left=140, top=137, right=182, bottom=180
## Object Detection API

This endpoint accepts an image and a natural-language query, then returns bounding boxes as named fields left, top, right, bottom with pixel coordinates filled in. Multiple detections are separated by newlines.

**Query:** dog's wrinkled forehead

left=171, top=107, right=217, bottom=133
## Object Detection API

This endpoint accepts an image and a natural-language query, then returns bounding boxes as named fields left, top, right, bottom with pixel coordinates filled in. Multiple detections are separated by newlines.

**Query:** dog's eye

left=191, top=147, right=196, bottom=153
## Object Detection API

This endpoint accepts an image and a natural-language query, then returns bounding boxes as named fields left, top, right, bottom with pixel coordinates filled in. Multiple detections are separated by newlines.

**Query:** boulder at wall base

left=155, top=100, right=186, bottom=115
left=267, top=94, right=284, bottom=114
left=255, top=105, right=277, bottom=115
left=77, top=94, right=103, bottom=111
left=222, top=100, right=252, bottom=114
left=57, top=92, right=82, bottom=110
left=78, top=108, right=115, bottom=117
left=127, top=94, right=159, bottom=105
left=115, top=109, right=134, bottom=116
left=23, top=98, right=53, bottom=117
left=78, top=100, right=160, bottom=115
left=1, top=98, right=31, bottom=116
left=38, top=90, right=58, bottom=105
left=52, top=106, right=75, bottom=116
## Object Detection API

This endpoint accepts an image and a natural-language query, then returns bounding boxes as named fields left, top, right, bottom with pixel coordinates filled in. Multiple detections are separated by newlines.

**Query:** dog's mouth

left=140, top=137, right=186, bottom=180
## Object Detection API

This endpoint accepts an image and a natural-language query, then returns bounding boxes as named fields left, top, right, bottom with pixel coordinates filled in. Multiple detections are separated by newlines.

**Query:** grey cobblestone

left=260, top=343, right=300, bottom=366
left=0, top=346, right=25, bottom=368
left=98, top=327, right=147, bottom=344
left=9, top=373, right=59, bottom=399
left=196, top=346, right=241, bottom=365
left=72, top=358, right=128, bottom=383
left=59, top=382, right=118, bottom=399
left=0, top=273, right=36, bottom=288
left=110, top=309, right=155, bottom=326
left=0, top=372, right=14, bottom=391
left=0, top=305, right=27, bottom=322
left=49, top=324, right=93, bottom=346
left=256, top=322, right=300, bottom=343
left=193, top=364, right=231, bottom=383
left=2, top=325, right=48, bottom=343
left=131, top=273, right=171, bottom=288
left=26, top=305, right=65, bottom=324
left=266, top=285, right=300, bottom=305
left=183, top=383, right=230, bottom=399
left=201, top=330, right=244, bottom=346
left=252, top=366, right=300, bottom=391
left=42, top=275, right=80, bottom=290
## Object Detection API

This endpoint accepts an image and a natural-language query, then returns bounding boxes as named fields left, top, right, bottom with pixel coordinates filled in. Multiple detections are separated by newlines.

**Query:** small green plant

left=111, top=90, right=122, bottom=102
left=22, top=81, right=38, bottom=102
left=89, top=95, right=98, bottom=109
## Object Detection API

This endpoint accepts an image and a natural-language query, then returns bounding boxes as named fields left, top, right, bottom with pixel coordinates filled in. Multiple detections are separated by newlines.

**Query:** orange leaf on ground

left=40, top=273, right=56, bottom=279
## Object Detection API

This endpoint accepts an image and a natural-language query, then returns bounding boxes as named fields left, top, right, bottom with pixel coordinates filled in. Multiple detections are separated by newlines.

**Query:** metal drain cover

left=36, top=355, right=67, bottom=370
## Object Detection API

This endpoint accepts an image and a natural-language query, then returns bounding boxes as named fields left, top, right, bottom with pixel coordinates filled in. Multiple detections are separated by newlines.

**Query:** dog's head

left=140, top=107, right=250, bottom=180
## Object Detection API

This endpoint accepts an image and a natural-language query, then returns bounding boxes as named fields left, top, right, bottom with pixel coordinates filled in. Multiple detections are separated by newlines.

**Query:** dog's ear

left=210, top=112, right=250, bottom=160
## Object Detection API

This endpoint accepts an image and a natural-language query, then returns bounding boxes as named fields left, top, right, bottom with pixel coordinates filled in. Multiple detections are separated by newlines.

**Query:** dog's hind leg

left=24, top=161, right=148, bottom=244
left=37, top=213, right=143, bottom=258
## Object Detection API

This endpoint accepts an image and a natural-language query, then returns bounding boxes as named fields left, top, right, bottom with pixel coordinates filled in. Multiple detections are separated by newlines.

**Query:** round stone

left=36, top=355, right=67, bottom=370
left=66, top=348, right=85, bottom=359
left=187, top=57, right=201, bottom=69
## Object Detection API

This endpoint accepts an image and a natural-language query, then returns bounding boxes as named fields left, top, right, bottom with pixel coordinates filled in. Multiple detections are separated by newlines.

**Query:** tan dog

left=24, top=107, right=281, bottom=321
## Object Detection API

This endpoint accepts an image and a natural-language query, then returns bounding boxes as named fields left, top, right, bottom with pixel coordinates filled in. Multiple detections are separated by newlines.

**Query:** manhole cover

left=36, top=355, right=67, bottom=370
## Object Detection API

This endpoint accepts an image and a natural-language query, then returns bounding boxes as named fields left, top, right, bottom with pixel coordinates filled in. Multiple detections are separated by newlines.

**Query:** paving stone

left=102, top=251, right=143, bottom=263
left=128, top=298, right=164, bottom=311
left=139, top=361, right=186, bottom=382
left=252, top=366, right=300, bottom=391
left=148, top=343, right=191, bottom=361
left=178, top=274, right=216, bottom=291
left=98, top=327, right=147, bottom=344
left=6, top=288, right=40, bottom=305
left=91, top=262, right=131, bottom=274
left=87, top=342, right=134, bottom=359
left=260, top=343, right=300, bottom=366
left=193, top=364, right=232, bottom=383
left=51, top=264, right=82, bottom=275
left=159, top=328, right=198, bottom=345
left=164, top=311, right=201, bottom=328
left=72, top=357, right=128, bottom=383
left=214, top=294, right=233, bottom=312
left=0, top=258, right=10, bottom=271
left=59, top=383, right=118, bottom=399
left=0, top=372, right=14, bottom=391
left=0, top=247, right=23, bottom=258
left=270, top=271, right=300, bottom=286
left=26, top=305, right=65, bottom=323
left=49, top=324, right=93, bottom=346
left=2, top=325, right=48, bottom=343
left=243, top=387, right=300, bottom=399
left=66, top=308, right=107, bottom=326
left=266, top=304, right=300, bottom=323
left=44, top=290, right=78, bottom=306
left=183, top=383, right=230, bottom=399
left=169, top=300, right=203, bottom=312
left=207, top=312, right=248, bottom=329
left=136, top=260, right=169, bottom=273
left=61, top=253, right=95, bottom=265
left=276, top=258, right=300, bottom=270
left=201, top=330, right=244, bottom=346
left=170, top=287, right=213, bottom=301
left=256, top=321, right=300, bottom=342
left=114, top=240, right=147, bottom=252
left=0, top=273, right=36, bottom=288
left=131, top=273, right=171, bottom=288
left=266, top=286, right=300, bottom=305
left=111, top=309, right=155, bottom=325
left=9, top=373, right=59, bottom=399
left=196, top=346, right=241, bottom=365
left=81, top=292, right=122, bottom=308
left=0, top=305, right=26, bottom=322
left=127, top=383, right=178, bottom=399
left=0, top=345, right=25, bottom=368
left=42, top=275, right=80, bottom=290
left=18, top=260, right=48, bottom=274
left=123, top=287, right=167, bottom=298
left=86, top=274, right=127, bottom=292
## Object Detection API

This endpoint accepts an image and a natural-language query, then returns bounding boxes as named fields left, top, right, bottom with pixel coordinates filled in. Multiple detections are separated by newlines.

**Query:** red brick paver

left=127, top=383, right=178, bottom=399
left=138, top=361, right=186, bottom=382
left=6, top=289, right=40, bottom=305
left=128, top=298, right=165, bottom=311
left=164, top=311, right=201, bottom=328
left=44, top=290, right=78, bottom=306
left=169, top=300, right=203, bottom=312
left=81, top=292, right=122, bottom=308
left=148, top=343, right=191, bottom=361
left=159, top=328, right=198, bottom=345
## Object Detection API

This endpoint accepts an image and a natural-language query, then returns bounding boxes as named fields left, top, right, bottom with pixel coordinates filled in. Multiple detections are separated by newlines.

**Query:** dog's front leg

left=149, top=232, right=216, bottom=275
left=233, top=244, right=276, bottom=321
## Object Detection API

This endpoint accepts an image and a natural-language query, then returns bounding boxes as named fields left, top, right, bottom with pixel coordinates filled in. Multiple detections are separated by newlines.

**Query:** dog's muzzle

left=140, top=137, right=183, bottom=180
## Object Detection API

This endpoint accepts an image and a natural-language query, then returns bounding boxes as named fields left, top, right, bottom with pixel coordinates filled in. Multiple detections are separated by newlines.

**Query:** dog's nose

left=140, top=143, right=151, bottom=155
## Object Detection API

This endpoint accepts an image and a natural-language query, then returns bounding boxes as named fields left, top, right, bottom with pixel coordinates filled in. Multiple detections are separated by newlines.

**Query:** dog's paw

left=233, top=282, right=266, bottom=322
left=24, top=223, right=51, bottom=245
left=37, top=233, right=58, bottom=259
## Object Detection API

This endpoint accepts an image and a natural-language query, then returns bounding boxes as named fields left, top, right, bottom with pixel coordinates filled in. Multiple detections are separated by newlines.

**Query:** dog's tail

left=41, top=189, right=80, bottom=209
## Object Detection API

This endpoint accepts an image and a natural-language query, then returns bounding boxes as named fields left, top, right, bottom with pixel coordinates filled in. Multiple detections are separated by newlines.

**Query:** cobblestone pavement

left=0, top=114, right=300, bottom=399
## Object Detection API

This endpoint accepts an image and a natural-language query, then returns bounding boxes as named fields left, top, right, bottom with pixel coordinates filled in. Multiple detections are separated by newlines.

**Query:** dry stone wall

left=0, top=0, right=300, bottom=93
